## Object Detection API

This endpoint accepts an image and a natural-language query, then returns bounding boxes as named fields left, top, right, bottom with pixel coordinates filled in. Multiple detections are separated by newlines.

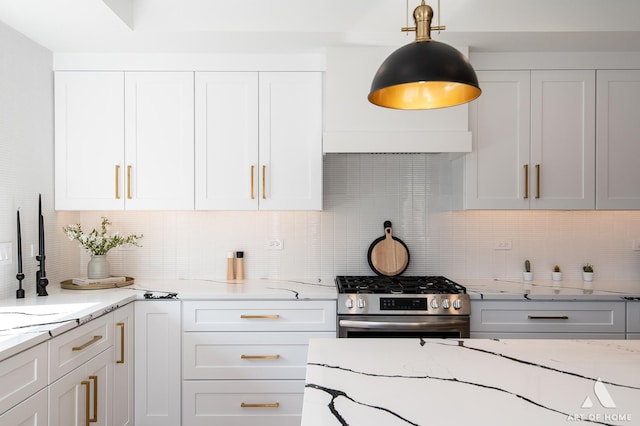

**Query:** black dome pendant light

left=368, top=0, right=481, bottom=110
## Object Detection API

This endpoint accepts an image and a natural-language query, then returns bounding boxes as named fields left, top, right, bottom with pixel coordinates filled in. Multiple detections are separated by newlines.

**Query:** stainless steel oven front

left=338, top=314, right=470, bottom=338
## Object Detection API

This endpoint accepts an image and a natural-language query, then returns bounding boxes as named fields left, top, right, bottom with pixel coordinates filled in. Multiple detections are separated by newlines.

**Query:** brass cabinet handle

left=89, top=375, right=98, bottom=423
left=535, top=164, right=541, bottom=199
left=240, top=314, right=279, bottom=319
left=523, top=164, right=529, bottom=199
left=250, top=165, right=255, bottom=200
left=82, top=380, right=91, bottom=426
left=241, top=354, right=280, bottom=359
left=241, top=402, right=280, bottom=408
left=116, top=322, right=125, bottom=364
left=127, top=165, right=132, bottom=199
left=115, top=165, right=120, bottom=199
left=261, top=165, right=266, bottom=199
left=72, top=335, right=103, bottom=351
left=527, top=315, right=569, bottom=320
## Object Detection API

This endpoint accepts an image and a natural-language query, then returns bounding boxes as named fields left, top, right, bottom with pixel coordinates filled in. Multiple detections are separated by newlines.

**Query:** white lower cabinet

left=49, top=346, right=113, bottom=426
left=0, top=388, right=47, bottom=426
left=627, top=300, right=640, bottom=340
left=0, top=343, right=47, bottom=417
left=113, top=303, right=134, bottom=426
left=470, top=300, right=626, bottom=339
left=182, top=300, right=336, bottom=425
left=135, top=300, right=182, bottom=426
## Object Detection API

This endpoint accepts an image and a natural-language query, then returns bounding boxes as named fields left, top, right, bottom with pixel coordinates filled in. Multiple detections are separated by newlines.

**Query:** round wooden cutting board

left=367, top=221, right=410, bottom=276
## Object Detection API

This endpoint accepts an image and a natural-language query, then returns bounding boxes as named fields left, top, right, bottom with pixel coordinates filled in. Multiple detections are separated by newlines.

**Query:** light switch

left=0, top=242, right=12, bottom=265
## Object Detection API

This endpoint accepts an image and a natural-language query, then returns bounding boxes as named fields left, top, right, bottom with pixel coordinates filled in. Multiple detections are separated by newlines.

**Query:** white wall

left=73, top=154, right=640, bottom=283
left=0, top=20, right=79, bottom=299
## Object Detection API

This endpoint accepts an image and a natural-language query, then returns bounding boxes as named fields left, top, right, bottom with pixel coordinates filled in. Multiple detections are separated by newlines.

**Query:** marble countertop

left=457, top=279, right=640, bottom=300
left=302, top=338, right=640, bottom=426
left=0, top=277, right=337, bottom=362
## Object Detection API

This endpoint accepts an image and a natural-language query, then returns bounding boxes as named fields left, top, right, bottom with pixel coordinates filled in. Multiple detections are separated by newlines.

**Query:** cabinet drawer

left=0, top=343, right=47, bottom=415
left=184, top=332, right=335, bottom=380
left=627, top=301, right=640, bottom=333
left=183, top=380, right=304, bottom=426
left=470, top=301, right=625, bottom=334
left=183, top=300, right=336, bottom=332
left=0, top=387, right=47, bottom=426
left=49, top=312, right=113, bottom=382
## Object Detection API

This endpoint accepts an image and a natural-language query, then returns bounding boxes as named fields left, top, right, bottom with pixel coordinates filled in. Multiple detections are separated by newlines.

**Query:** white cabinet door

left=596, top=70, right=640, bottom=209
left=0, top=343, right=47, bottom=416
left=195, top=72, right=259, bottom=210
left=113, top=303, right=134, bottom=426
left=466, top=71, right=530, bottom=209
left=530, top=70, right=596, bottom=209
left=124, top=72, right=195, bottom=210
left=49, top=347, right=113, bottom=426
left=0, top=388, right=47, bottom=426
left=134, top=300, right=181, bottom=426
left=54, top=72, right=125, bottom=210
left=258, top=72, right=323, bottom=211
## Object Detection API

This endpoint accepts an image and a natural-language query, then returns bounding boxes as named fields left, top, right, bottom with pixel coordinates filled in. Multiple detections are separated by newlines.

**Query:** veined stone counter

left=302, top=338, right=640, bottom=426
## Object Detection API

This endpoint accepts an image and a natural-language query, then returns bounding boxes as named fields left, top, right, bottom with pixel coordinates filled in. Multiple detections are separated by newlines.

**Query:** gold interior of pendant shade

left=368, top=81, right=481, bottom=110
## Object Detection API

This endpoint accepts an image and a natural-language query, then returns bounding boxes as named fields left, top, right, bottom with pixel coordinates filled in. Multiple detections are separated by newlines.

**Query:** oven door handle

left=339, top=319, right=449, bottom=330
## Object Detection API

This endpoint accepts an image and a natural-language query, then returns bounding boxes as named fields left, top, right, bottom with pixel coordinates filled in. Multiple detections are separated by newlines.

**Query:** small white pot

left=523, top=272, right=533, bottom=281
left=583, top=272, right=594, bottom=282
left=552, top=272, right=562, bottom=281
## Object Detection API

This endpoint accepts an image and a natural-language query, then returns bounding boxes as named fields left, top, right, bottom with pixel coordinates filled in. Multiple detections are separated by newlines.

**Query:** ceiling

left=1, top=0, right=640, bottom=54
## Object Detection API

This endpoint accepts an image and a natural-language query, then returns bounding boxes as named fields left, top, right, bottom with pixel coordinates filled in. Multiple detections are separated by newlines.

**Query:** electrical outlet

left=633, top=239, right=640, bottom=251
left=494, top=239, right=512, bottom=250
left=268, top=239, right=283, bottom=250
left=0, top=242, right=12, bottom=265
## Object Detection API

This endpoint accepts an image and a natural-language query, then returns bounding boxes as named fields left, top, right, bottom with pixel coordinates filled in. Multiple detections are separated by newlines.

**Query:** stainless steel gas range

left=336, top=276, right=471, bottom=338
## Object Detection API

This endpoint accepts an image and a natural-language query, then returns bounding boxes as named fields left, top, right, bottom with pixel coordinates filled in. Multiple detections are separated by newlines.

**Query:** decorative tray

left=61, top=277, right=135, bottom=290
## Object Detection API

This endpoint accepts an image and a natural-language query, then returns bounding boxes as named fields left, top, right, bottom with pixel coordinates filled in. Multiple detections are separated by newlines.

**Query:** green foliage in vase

left=63, top=217, right=143, bottom=256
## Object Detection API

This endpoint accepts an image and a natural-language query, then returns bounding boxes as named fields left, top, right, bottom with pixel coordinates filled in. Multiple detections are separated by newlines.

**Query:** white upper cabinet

left=464, top=69, right=595, bottom=210
left=466, top=71, right=530, bottom=209
left=55, top=71, right=195, bottom=210
left=596, top=70, right=640, bottom=209
left=124, top=72, right=195, bottom=210
left=55, top=72, right=125, bottom=210
left=530, top=70, right=595, bottom=210
left=195, top=72, right=259, bottom=210
left=196, top=72, right=322, bottom=211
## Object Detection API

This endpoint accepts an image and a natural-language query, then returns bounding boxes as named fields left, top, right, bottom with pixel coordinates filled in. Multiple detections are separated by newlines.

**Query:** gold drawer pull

left=527, top=315, right=569, bottom=320
left=89, top=375, right=98, bottom=423
left=250, top=165, right=255, bottom=200
left=241, top=402, right=280, bottom=408
left=535, top=164, right=541, bottom=199
left=82, top=380, right=91, bottom=426
left=127, top=165, right=132, bottom=199
left=72, top=335, right=103, bottom=351
left=116, top=322, right=125, bottom=364
left=241, top=354, right=280, bottom=359
left=523, top=164, right=529, bottom=199
left=261, top=165, right=266, bottom=199
left=240, top=314, right=280, bottom=319
left=115, top=165, right=121, bottom=199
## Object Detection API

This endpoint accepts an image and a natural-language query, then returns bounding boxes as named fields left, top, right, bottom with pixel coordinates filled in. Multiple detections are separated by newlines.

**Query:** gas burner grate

left=335, top=276, right=466, bottom=295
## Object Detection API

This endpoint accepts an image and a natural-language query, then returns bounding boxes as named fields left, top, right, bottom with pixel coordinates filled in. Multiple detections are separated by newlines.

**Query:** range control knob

left=430, top=298, right=439, bottom=309
left=442, top=299, right=451, bottom=309
left=357, top=298, right=366, bottom=309
left=345, top=299, right=353, bottom=309
left=453, top=299, right=463, bottom=310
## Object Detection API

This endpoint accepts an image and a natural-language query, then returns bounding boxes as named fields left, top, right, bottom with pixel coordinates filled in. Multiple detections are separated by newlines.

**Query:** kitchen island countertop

left=302, top=338, right=640, bottom=426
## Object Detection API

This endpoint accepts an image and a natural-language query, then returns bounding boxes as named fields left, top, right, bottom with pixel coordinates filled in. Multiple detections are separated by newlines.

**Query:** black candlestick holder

left=16, top=272, right=25, bottom=299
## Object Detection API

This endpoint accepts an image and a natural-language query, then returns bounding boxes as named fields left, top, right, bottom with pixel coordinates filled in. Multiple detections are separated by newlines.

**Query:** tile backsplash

left=71, top=154, right=640, bottom=283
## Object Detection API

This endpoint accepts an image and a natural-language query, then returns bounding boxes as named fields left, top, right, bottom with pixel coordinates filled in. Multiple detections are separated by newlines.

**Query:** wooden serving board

left=367, top=221, right=410, bottom=276
left=61, top=277, right=135, bottom=290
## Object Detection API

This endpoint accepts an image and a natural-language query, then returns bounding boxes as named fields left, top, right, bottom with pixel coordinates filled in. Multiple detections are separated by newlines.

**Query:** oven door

left=338, top=315, right=470, bottom=338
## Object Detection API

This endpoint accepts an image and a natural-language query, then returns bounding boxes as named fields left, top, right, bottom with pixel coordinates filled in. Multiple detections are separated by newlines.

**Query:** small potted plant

left=583, top=263, right=594, bottom=282
left=523, top=260, right=533, bottom=281
left=552, top=265, right=562, bottom=281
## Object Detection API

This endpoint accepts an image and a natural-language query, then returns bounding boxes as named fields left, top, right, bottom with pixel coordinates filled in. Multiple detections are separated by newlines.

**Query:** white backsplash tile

left=68, top=153, right=640, bottom=283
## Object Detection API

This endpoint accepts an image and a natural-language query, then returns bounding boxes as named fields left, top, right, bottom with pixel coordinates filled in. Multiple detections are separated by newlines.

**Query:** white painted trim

left=53, top=52, right=326, bottom=71
left=470, top=51, right=640, bottom=70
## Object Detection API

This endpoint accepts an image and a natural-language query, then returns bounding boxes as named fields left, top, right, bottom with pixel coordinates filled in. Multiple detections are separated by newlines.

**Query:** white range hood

left=323, top=47, right=472, bottom=153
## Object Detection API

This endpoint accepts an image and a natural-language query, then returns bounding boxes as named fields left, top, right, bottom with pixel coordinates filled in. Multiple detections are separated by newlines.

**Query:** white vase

left=552, top=272, right=562, bottom=281
left=523, top=272, right=533, bottom=281
left=87, top=255, right=110, bottom=279
left=583, top=272, right=594, bottom=282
